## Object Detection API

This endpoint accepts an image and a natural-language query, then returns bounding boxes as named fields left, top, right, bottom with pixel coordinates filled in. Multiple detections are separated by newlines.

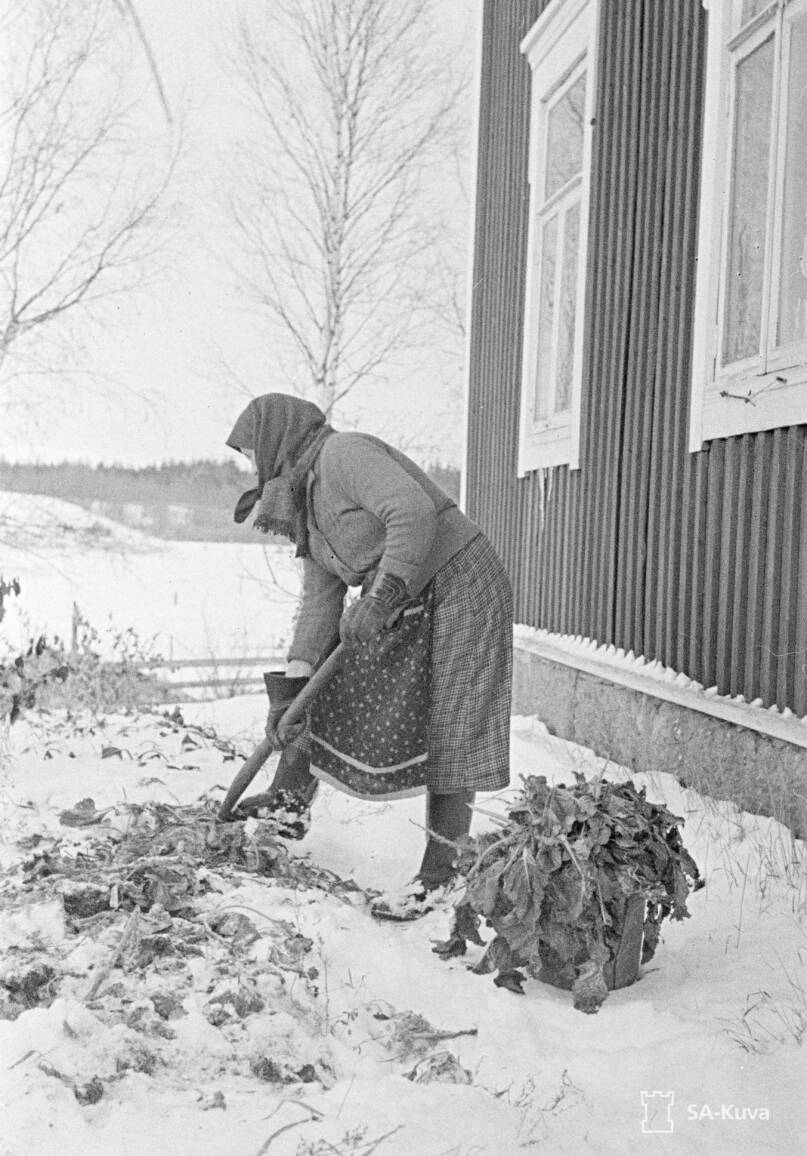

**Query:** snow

left=0, top=491, right=300, bottom=661
left=1, top=703, right=805, bottom=1155
left=1, top=494, right=806, bottom=1154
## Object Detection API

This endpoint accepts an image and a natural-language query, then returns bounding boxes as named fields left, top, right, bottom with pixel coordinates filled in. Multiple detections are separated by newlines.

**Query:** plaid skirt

left=427, top=533, right=512, bottom=792
left=305, top=533, right=512, bottom=798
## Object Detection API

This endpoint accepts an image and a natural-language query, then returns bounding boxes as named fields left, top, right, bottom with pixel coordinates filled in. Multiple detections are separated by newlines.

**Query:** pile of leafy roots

left=434, top=774, right=702, bottom=1013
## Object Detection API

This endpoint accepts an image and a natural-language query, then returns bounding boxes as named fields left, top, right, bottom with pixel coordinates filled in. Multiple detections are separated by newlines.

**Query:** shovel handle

left=218, top=643, right=344, bottom=821
left=218, top=736, right=274, bottom=821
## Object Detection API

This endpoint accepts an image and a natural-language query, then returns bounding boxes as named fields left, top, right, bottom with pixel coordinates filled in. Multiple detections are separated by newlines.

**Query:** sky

left=1, top=0, right=479, bottom=468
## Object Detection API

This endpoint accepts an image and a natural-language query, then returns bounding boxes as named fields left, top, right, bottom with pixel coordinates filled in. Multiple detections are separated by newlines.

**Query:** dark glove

left=339, top=571, right=409, bottom=647
left=266, top=706, right=307, bottom=749
left=263, top=672, right=309, bottom=749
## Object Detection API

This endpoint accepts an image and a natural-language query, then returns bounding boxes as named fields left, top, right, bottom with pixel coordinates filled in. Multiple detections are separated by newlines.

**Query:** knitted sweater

left=287, top=433, right=479, bottom=666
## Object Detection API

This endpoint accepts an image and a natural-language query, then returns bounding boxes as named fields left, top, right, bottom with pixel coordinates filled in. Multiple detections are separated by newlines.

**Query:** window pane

left=534, top=216, right=558, bottom=422
left=555, top=202, right=581, bottom=412
left=777, top=14, right=807, bottom=348
left=723, top=36, right=774, bottom=365
left=544, top=73, right=586, bottom=200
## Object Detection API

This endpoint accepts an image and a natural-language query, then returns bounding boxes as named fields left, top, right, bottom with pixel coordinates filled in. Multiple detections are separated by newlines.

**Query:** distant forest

left=0, top=459, right=461, bottom=542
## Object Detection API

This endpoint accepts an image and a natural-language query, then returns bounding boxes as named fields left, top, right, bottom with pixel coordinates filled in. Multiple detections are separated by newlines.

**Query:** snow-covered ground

left=0, top=491, right=300, bottom=661
left=1, top=494, right=805, bottom=1154
left=1, top=701, right=805, bottom=1155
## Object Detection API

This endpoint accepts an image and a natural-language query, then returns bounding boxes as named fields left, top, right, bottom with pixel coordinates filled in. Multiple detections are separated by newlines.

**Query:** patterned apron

left=308, top=590, right=432, bottom=799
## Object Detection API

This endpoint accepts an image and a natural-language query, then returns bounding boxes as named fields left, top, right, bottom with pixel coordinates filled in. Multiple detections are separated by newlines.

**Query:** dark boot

left=370, top=789, right=476, bottom=921
left=418, top=789, right=476, bottom=889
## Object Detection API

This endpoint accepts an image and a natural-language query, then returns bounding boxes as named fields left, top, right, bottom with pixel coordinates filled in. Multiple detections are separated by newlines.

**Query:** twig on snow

left=253, top=1102, right=323, bottom=1155
left=259, top=1097, right=325, bottom=1123
left=362, top=1125, right=405, bottom=1154
left=83, top=907, right=140, bottom=1001
left=404, top=1027, right=478, bottom=1044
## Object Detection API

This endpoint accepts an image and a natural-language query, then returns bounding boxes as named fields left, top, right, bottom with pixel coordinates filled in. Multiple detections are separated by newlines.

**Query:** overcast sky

left=1, top=0, right=478, bottom=468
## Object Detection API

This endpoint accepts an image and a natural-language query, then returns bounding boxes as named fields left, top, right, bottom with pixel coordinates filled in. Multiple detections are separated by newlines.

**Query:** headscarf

left=226, top=393, right=333, bottom=556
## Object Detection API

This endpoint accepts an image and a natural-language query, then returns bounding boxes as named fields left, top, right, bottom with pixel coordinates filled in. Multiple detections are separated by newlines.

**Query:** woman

left=227, top=393, right=512, bottom=920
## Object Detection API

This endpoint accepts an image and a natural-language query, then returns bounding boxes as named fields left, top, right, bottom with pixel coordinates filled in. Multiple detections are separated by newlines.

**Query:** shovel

left=218, top=643, right=344, bottom=821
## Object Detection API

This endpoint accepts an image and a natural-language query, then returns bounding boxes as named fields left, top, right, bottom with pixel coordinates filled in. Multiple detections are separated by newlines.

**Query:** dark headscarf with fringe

left=226, top=393, right=333, bottom=557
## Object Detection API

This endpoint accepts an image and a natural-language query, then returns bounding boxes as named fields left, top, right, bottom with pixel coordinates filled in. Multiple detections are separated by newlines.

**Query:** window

left=518, top=0, right=599, bottom=476
left=690, top=0, right=807, bottom=450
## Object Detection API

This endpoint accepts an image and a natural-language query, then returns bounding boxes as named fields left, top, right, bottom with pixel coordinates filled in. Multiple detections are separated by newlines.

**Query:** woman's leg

left=370, top=788, right=476, bottom=920
left=418, top=789, right=476, bottom=889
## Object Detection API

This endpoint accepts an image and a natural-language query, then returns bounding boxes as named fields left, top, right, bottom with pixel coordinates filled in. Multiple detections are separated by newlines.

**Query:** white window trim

left=518, top=0, right=599, bottom=477
left=690, top=0, right=807, bottom=452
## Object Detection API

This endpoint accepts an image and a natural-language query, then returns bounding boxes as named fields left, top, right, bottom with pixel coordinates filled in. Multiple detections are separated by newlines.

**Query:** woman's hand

left=339, top=596, right=390, bottom=646
left=266, top=704, right=308, bottom=749
left=339, top=572, right=408, bottom=647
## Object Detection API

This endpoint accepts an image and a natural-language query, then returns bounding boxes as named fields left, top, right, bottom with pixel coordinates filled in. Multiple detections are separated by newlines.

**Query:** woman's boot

left=418, top=789, right=476, bottom=889
left=370, top=789, right=476, bottom=920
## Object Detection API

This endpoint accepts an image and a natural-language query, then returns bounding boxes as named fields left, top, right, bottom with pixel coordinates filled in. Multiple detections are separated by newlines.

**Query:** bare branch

left=222, top=0, right=468, bottom=418
left=114, top=0, right=174, bottom=126
left=0, top=0, right=180, bottom=378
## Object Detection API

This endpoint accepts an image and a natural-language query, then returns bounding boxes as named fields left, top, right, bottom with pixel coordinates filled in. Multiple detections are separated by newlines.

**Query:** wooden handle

left=218, top=736, right=274, bottom=821
left=218, top=643, right=344, bottom=821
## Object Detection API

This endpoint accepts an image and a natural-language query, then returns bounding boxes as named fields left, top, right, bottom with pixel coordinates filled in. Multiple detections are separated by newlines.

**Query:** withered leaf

left=493, top=969, right=526, bottom=994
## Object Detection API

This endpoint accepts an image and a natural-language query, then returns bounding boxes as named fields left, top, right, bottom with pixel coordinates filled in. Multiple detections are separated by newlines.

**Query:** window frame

left=518, top=0, right=599, bottom=477
left=690, top=0, right=807, bottom=451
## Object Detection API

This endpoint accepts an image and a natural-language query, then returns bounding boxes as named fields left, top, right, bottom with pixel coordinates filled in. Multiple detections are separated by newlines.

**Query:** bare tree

left=227, top=0, right=465, bottom=417
left=0, top=0, right=180, bottom=387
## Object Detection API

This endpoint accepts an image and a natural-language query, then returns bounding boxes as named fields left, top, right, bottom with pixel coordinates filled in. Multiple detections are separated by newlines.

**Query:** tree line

left=0, top=459, right=250, bottom=542
left=0, top=459, right=245, bottom=507
left=0, top=459, right=460, bottom=542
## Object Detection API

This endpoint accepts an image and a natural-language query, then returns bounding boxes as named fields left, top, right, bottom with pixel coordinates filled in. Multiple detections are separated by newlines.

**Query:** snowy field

left=0, top=492, right=301, bottom=662
left=1, top=494, right=806, bottom=1154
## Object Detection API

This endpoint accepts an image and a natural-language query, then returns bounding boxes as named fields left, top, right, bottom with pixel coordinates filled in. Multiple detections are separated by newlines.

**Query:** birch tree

left=0, top=0, right=179, bottom=388
left=228, top=0, right=465, bottom=417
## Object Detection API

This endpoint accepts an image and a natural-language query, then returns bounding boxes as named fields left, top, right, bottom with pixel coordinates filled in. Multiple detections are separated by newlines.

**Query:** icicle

left=535, top=467, right=553, bottom=536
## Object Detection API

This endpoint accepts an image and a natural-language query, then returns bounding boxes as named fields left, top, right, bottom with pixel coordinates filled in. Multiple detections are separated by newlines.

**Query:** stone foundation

left=513, top=645, right=807, bottom=838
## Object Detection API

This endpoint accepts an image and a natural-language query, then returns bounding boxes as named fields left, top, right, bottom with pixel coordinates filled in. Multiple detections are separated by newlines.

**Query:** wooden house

left=464, top=0, right=807, bottom=831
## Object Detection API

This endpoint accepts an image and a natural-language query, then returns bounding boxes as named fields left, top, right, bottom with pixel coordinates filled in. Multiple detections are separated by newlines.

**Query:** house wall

left=512, top=645, right=807, bottom=836
left=467, top=0, right=807, bottom=716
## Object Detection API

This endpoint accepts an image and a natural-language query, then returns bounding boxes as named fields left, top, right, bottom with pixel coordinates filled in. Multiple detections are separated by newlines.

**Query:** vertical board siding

left=466, top=0, right=545, bottom=582
left=777, top=428, right=803, bottom=708
left=742, top=434, right=771, bottom=697
left=795, top=438, right=807, bottom=717
left=622, top=0, right=665, bottom=656
left=661, top=9, right=702, bottom=676
left=466, top=0, right=807, bottom=715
